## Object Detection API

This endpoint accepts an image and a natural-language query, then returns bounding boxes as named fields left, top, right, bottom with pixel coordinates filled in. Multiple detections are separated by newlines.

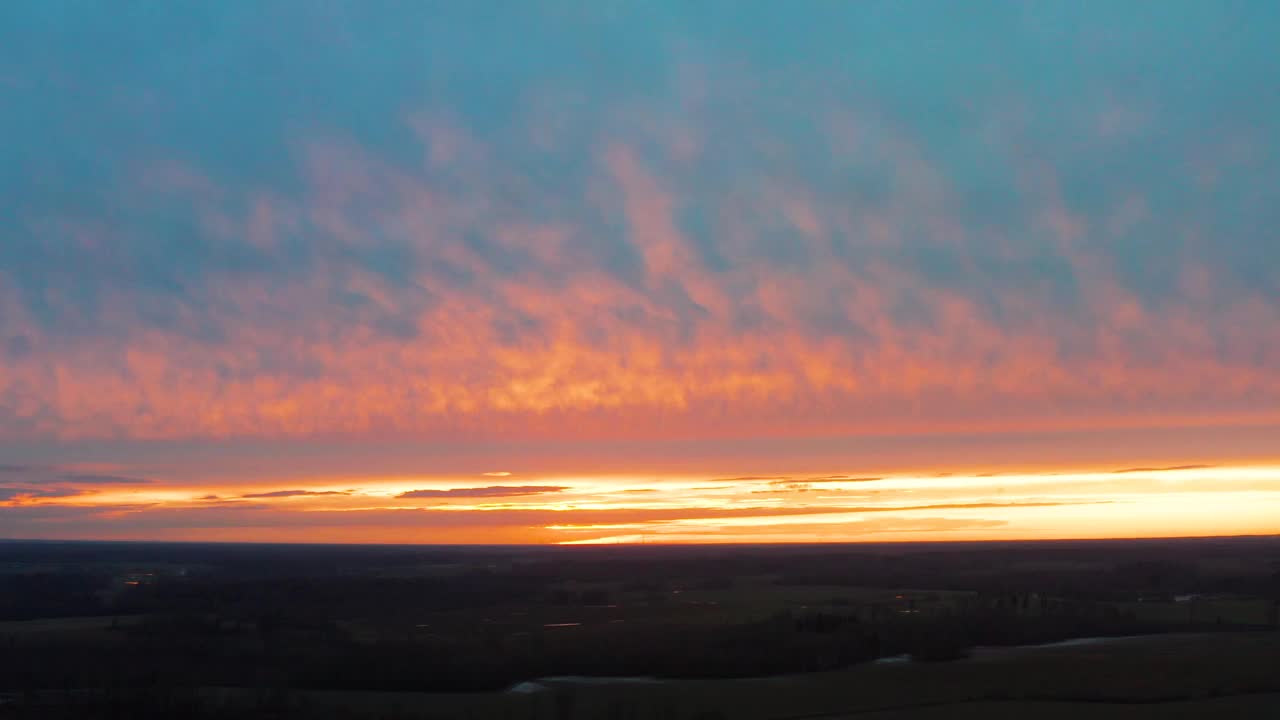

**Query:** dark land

left=2, top=536, right=1279, bottom=718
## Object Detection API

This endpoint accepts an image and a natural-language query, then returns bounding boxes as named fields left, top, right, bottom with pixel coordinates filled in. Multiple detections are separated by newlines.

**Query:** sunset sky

left=2, top=2, right=1278, bottom=544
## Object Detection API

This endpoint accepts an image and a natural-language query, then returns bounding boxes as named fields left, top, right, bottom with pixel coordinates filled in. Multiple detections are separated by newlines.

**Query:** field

left=846, top=695, right=1280, bottom=720
left=162, top=632, right=1280, bottom=719
left=1, top=538, right=1277, bottom=718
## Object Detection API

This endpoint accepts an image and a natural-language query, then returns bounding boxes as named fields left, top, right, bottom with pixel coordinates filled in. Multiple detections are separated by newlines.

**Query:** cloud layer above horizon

left=1, top=2, right=1278, bottom=542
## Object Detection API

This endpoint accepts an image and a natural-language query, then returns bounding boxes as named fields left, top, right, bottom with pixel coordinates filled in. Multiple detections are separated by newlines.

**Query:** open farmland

left=1, top=538, right=1278, bottom=718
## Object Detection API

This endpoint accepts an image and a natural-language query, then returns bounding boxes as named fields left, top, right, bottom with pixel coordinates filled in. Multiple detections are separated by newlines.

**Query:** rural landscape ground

left=2, top=537, right=1279, bottom=718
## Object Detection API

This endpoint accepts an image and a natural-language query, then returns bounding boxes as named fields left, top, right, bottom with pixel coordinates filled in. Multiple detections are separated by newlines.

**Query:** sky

left=1, top=1, right=1278, bottom=544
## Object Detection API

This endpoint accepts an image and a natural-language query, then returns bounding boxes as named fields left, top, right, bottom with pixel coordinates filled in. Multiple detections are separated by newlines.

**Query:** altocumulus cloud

left=1, top=2, right=1279, bottom=545
left=0, top=2, right=1277, bottom=445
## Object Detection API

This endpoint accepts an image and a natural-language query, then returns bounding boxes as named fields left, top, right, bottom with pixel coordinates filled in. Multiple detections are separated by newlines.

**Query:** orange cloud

left=3, top=99, right=1279, bottom=445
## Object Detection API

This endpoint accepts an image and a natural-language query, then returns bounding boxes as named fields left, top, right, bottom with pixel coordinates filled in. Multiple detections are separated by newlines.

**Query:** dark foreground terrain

left=2, top=536, right=1278, bottom=718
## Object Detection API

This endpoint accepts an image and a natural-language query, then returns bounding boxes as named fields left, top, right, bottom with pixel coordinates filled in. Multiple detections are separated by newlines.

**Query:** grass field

left=183, top=631, right=1280, bottom=719
left=838, top=694, right=1280, bottom=720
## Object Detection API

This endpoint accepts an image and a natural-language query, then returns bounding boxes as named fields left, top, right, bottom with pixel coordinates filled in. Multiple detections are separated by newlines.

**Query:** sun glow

left=3, top=463, right=1277, bottom=544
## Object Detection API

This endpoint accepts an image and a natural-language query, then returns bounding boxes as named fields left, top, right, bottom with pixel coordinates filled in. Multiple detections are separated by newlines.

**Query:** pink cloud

left=1, top=96, right=1278, bottom=446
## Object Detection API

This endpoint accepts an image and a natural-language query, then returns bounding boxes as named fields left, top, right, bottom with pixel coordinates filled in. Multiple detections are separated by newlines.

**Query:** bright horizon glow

left=4, top=463, right=1277, bottom=544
